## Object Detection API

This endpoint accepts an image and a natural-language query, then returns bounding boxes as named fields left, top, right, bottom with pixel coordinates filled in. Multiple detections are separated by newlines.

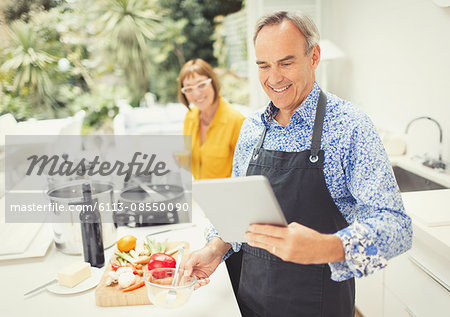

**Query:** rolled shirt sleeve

left=204, top=223, right=242, bottom=261
left=329, top=114, right=412, bottom=281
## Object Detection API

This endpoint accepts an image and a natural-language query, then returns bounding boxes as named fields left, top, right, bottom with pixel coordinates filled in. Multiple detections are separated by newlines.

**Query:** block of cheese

left=57, top=262, right=92, bottom=288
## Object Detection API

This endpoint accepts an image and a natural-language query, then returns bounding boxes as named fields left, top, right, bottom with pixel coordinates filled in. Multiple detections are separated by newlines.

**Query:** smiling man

left=255, top=19, right=319, bottom=127
left=183, top=11, right=412, bottom=317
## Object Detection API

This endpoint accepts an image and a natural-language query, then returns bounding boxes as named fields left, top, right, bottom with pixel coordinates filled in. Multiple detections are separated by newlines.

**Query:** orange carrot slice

left=122, top=280, right=145, bottom=292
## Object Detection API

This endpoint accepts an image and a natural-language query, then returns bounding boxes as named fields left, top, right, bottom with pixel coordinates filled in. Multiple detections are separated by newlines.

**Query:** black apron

left=236, top=91, right=355, bottom=317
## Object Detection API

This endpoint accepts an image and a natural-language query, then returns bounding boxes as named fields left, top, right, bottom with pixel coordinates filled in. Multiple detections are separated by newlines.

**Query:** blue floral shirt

left=205, top=82, right=413, bottom=282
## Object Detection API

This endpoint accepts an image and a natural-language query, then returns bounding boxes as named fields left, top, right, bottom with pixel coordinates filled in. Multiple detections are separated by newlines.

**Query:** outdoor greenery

left=3, top=0, right=61, bottom=23
left=1, top=20, right=57, bottom=113
left=148, top=0, right=243, bottom=103
left=0, top=0, right=246, bottom=133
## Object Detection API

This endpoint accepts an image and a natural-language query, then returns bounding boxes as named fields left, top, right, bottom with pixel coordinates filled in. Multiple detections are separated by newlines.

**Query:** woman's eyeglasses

left=181, top=78, right=212, bottom=94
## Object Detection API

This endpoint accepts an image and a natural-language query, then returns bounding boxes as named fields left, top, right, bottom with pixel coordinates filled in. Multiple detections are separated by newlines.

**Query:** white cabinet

left=355, top=160, right=450, bottom=316
left=383, top=288, right=412, bottom=317
left=384, top=253, right=450, bottom=317
left=355, top=270, right=384, bottom=317
left=356, top=252, right=450, bottom=316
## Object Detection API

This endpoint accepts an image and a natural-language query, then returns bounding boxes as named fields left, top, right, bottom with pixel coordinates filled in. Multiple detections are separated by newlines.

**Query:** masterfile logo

left=26, top=152, right=170, bottom=182
left=4, top=135, right=192, bottom=224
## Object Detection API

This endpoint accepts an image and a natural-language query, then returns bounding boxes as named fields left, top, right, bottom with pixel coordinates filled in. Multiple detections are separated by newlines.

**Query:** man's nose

left=267, top=67, right=284, bottom=85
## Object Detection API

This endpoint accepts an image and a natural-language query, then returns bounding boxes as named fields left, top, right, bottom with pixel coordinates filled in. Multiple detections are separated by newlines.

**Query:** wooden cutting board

left=95, top=241, right=189, bottom=307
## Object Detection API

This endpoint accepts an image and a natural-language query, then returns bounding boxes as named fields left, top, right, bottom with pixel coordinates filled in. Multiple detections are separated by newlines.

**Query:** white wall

left=321, top=0, right=450, bottom=163
left=246, top=0, right=322, bottom=111
left=246, top=0, right=450, bottom=165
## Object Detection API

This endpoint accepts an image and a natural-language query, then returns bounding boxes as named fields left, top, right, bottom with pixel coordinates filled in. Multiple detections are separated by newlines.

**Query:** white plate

left=47, top=267, right=103, bottom=295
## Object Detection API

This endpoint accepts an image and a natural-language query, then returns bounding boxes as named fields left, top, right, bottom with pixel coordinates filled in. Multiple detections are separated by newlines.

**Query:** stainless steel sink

left=392, top=166, right=448, bottom=192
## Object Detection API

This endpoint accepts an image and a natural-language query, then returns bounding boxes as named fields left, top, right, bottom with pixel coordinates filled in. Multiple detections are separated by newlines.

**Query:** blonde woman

left=178, top=59, right=245, bottom=179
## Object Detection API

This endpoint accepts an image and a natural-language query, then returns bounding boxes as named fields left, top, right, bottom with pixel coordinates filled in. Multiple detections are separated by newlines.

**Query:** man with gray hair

left=183, top=11, right=412, bottom=316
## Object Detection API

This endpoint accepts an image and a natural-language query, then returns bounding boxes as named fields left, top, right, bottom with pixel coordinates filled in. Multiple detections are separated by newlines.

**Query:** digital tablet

left=192, top=175, right=287, bottom=242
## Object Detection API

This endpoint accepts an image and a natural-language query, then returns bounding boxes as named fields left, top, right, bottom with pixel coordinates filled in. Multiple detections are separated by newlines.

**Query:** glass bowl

left=144, top=268, right=196, bottom=309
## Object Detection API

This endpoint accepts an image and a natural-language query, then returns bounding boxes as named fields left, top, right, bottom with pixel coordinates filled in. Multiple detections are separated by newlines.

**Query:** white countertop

left=401, top=189, right=450, bottom=284
left=390, top=156, right=450, bottom=289
left=0, top=205, right=242, bottom=317
left=391, top=156, right=450, bottom=253
left=402, top=189, right=450, bottom=252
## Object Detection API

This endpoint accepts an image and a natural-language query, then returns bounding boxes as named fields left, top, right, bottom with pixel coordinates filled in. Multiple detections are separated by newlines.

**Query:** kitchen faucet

left=405, top=116, right=446, bottom=170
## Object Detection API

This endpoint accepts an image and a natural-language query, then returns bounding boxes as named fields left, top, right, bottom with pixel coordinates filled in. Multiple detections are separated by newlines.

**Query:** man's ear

left=310, top=44, right=321, bottom=69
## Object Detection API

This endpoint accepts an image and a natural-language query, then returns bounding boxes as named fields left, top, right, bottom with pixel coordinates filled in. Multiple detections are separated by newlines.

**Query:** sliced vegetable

left=148, top=253, right=176, bottom=271
left=134, top=257, right=150, bottom=265
left=106, top=271, right=119, bottom=286
left=135, top=243, right=148, bottom=256
left=117, top=266, right=133, bottom=275
left=111, top=262, right=121, bottom=271
left=115, top=251, right=136, bottom=264
left=145, top=237, right=168, bottom=255
left=126, top=263, right=139, bottom=274
left=129, top=249, right=139, bottom=260
left=118, top=271, right=136, bottom=288
left=116, top=256, right=126, bottom=266
left=122, top=280, right=145, bottom=292
left=106, top=267, right=134, bottom=287
left=165, top=243, right=186, bottom=256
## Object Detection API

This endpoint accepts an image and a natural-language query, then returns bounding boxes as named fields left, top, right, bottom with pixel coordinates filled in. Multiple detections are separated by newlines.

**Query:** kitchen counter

left=356, top=156, right=450, bottom=316
left=401, top=189, right=450, bottom=291
left=392, top=156, right=450, bottom=258
left=394, top=156, right=450, bottom=289
left=383, top=184, right=450, bottom=315
left=0, top=204, right=242, bottom=317
left=403, top=189, right=450, bottom=251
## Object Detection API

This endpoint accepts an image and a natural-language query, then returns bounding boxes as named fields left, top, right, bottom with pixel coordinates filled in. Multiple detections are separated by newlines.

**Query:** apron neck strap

left=310, top=90, right=327, bottom=159
left=253, top=89, right=327, bottom=161
left=252, top=126, right=267, bottom=160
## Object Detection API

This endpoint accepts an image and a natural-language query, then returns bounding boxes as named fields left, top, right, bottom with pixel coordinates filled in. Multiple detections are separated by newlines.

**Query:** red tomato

left=147, top=253, right=176, bottom=271
left=111, top=262, right=121, bottom=271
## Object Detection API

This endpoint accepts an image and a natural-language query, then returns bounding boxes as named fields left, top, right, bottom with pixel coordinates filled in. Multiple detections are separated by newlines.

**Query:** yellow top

left=183, top=97, right=245, bottom=179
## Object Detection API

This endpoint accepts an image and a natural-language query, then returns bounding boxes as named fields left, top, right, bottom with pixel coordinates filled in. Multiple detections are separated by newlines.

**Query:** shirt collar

left=191, top=96, right=227, bottom=126
left=261, top=82, right=321, bottom=128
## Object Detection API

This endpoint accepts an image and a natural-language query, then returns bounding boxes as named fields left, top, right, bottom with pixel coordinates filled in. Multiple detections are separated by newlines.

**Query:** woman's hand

left=181, top=237, right=231, bottom=290
left=173, top=150, right=192, bottom=171
left=245, top=222, right=345, bottom=264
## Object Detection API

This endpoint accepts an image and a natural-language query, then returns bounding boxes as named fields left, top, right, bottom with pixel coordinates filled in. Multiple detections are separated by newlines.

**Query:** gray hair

left=253, top=11, right=320, bottom=55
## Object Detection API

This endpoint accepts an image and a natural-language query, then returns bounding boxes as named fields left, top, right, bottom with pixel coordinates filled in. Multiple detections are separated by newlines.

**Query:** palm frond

left=1, top=20, right=57, bottom=107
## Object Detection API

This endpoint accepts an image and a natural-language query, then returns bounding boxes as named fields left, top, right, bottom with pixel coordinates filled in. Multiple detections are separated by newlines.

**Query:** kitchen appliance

left=47, top=180, right=117, bottom=255
left=114, top=171, right=188, bottom=227
left=45, top=153, right=97, bottom=191
left=114, top=183, right=185, bottom=227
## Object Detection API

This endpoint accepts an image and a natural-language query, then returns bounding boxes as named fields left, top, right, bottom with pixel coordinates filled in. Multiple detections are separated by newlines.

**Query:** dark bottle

left=79, top=183, right=105, bottom=268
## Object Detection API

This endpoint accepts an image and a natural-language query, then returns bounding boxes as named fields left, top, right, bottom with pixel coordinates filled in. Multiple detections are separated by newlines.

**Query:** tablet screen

left=192, top=175, right=287, bottom=242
